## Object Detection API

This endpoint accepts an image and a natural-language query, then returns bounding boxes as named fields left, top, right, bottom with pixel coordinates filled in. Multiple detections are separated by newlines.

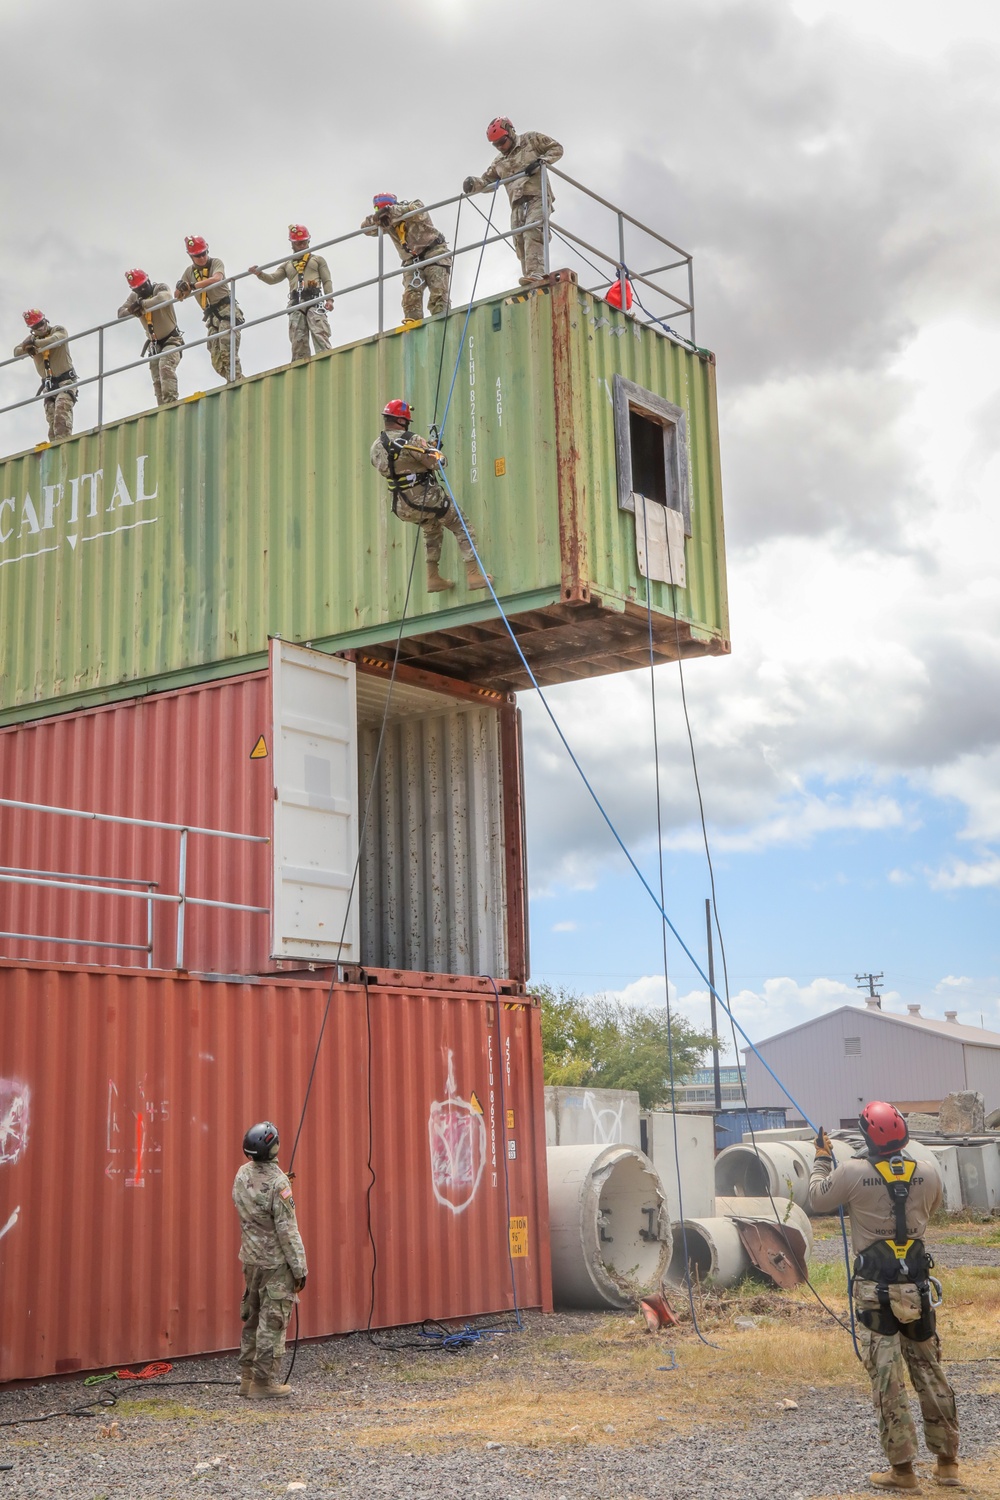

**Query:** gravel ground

left=2, top=1320, right=999, bottom=1500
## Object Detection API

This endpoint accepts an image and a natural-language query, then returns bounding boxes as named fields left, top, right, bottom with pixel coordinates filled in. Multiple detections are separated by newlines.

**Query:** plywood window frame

left=613, top=373, right=691, bottom=536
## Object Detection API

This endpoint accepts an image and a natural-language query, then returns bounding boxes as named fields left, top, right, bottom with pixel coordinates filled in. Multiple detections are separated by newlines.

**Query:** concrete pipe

left=715, top=1196, right=814, bottom=1258
left=547, top=1144, right=672, bottom=1309
left=666, top=1217, right=750, bottom=1289
left=714, top=1140, right=818, bottom=1210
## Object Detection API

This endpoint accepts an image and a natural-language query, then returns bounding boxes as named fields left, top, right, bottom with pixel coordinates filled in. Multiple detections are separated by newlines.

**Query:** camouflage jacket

left=257, top=251, right=332, bottom=295
left=176, top=257, right=239, bottom=317
left=466, top=131, right=563, bottom=206
left=13, top=324, right=74, bottom=379
left=370, top=429, right=444, bottom=485
left=232, top=1160, right=307, bottom=1276
left=117, top=283, right=182, bottom=345
left=808, top=1151, right=942, bottom=1256
left=361, top=202, right=451, bottom=264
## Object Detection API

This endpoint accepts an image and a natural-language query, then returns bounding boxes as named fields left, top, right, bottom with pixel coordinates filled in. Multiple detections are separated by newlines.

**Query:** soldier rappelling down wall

left=117, top=269, right=185, bottom=407
left=12, top=310, right=77, bottom=441
left=463, top=117, right=563, bottom=286
left=233, top=1122, right=307, bottom=1400
left=360, top=194, right=452, bottom=324
left=809, top=1104, right=960, bottom=1492
left=250, top=225, right=334, bottom=362
left=175, top=235, right=243, bottom=383
left=371, top=400, right=492, bottom=594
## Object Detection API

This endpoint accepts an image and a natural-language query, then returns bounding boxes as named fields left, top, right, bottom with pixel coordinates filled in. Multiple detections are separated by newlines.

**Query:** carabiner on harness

left=928, top=1277, right=943, bottom=1308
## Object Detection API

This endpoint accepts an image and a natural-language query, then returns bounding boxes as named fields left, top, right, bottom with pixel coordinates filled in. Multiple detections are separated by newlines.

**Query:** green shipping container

left=0, top=275, right=728, bottom=725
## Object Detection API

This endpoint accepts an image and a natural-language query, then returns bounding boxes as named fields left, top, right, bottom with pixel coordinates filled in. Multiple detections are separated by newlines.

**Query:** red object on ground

left=639, top=1293, right=680, bottom=1330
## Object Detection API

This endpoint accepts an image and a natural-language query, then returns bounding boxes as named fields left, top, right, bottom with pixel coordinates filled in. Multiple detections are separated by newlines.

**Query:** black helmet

left=243, top=1121, right=280, bottom=1162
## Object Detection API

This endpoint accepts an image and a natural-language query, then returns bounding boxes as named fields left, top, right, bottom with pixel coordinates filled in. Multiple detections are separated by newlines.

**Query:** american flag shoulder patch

left=280, top=1186, right=293, bottom=1200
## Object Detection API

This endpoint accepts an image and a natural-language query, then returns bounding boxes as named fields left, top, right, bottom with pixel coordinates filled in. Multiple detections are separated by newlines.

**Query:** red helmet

left=372, top=194, right=397, bottom=209
left=382, top=399, right=413, bottom=423
left=288, top=224, right=310, bottom=243
left=23, top=308, right=45, bottom=327
left=184, top=234, right=208, bottom=256
left=487, top=116, right=514, bottom=145
left=126, top=268, right=149, bottom=289
left=606, top=277, right=633, bottom=311
left=859, top=1101, right=909, bottom=1155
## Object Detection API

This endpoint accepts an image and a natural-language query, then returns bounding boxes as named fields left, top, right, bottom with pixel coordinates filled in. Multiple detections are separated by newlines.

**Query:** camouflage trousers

left=511, top=196, right=548, bottom=281
left=150, top=342, right=183, bottom=406
left=206, top=313, right=243, bottom=382
left=393, top=483, right=477, bottom=566
left=44, top=389, right=75, bottom=441
left=289, top=302, right=332, bottom=361
left=239, top=1262, right=295, bottom=1385
left=401, top=257, right=452, bottom=322
left=859, top=1322, right=959, bottom=1466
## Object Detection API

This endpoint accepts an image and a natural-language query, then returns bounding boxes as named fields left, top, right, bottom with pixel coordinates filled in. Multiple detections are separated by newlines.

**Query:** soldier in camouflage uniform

left=117, top=269, right=184, bottom=406
left=13, top=309, right=77, bottom=441
left=232, top=1121, right=307, bottom=1399
left=361, top=194, right=452, bottom=323
left=371, top=399, right=491, bottom=594
left=249, top=224, right=333, bottom=361
left=175, top=235, right=243, bottom=382
left=463, top=117, right=563, bottom=285
left=809, top=1103, right=960, bottom=1491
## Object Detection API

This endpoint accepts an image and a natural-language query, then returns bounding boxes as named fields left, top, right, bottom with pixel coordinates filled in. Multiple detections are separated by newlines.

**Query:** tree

left=533, top=984, right=714, bottom=1110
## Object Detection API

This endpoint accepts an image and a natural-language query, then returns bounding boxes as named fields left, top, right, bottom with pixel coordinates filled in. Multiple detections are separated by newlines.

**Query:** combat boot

left=932, top=1456, right=961, bottom=1487
left=238, top=1370, right=253, bottom=1397
left=465, top=560, right=493, bottom=590
left=247, top=1379, right=292, bottom=1399
left=870, top=1463, right=919, bottom=1491
left=426, top=561, right=455, bottom=593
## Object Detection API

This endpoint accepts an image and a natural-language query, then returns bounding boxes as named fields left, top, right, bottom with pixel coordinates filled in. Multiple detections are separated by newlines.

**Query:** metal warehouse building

left=744, top=1000, right=1000, bottom=1127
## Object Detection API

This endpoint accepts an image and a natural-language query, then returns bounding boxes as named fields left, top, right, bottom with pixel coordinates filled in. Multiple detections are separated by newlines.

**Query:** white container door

left=270, top=640, right=359, bottom=962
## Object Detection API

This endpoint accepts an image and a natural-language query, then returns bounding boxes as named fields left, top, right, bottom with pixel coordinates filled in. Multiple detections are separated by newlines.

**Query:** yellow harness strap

left=193, top=263, right=212, bottom=310
left=873, top=1156, right=917, bottom=1261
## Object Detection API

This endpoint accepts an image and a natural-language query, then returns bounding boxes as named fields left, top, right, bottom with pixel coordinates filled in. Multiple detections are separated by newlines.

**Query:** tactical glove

left=524, top=159, right=542, bottom=176
left=814, top=1126, right=833, bottom=1160
left=293, top=1274, right=307, bottom=1292
left=462, top=176, right=476, bottom=195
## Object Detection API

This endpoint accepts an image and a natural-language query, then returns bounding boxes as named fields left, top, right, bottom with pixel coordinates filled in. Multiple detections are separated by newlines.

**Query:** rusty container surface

left=0, top=659, right=527, bottom=982
left=0, top=276, right=727, bottom=724
left=0, top=961, right=552, bottom=1383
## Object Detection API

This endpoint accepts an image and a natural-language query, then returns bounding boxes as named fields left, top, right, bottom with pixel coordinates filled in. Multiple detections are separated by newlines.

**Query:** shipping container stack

left=0, top=276, right=727, bottom=1380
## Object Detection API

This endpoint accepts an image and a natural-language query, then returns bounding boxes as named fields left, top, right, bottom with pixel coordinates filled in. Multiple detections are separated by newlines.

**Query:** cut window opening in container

left=613, top=373, right=690, bottom=535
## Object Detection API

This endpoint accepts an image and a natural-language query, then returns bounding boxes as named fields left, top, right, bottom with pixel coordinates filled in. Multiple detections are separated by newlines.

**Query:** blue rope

left=437, top=190, right=498, bottom=441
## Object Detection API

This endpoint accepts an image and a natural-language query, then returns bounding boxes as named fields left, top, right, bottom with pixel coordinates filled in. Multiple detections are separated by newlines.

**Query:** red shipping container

left=0, top=960, right=551, bottom=1383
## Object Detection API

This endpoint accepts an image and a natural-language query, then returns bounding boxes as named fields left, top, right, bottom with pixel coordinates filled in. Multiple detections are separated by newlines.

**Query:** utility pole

left=706, top=899, right=722, bottom=1110
left=855, top=971, right=884, bottom=1007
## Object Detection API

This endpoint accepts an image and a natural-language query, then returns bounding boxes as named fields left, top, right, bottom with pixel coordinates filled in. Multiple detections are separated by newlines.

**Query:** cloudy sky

left=3, top=0, right=1000, bottom=1072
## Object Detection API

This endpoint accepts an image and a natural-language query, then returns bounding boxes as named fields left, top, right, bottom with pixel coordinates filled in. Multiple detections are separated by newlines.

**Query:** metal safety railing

left=0, top=167, right=697, bottom=457
left=0, top=798, right=269, bottom=971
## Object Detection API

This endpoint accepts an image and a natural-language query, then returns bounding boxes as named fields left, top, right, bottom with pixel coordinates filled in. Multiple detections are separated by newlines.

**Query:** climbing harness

left=378, top=432, right=450, bottom=518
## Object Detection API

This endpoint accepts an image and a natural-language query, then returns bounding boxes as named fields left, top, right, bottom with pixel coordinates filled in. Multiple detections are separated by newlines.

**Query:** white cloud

left=929, top=855, right=1000, bottom=891
left=936, top=975, right=974, bottom=990
left=551, top=921, right=578, bottom=933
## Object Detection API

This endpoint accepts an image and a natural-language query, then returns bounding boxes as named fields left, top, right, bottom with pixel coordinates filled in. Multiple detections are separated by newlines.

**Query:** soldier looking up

left=809, top=1104, right=960, bottom=1492
left=117, top=270, right=184, bottom=407
left=175, top=235, right=243, bottom=383
left=360, top=194, right=452, bottom=325
left=249, top=225, right=333, bottom=362
left=463, top=117, right=563, bottom=286
left=232, top=1121, right=307, bottom=1400
left=13, top=310, right=77, bottom=442
left=370, top=399, right=491, bottom=595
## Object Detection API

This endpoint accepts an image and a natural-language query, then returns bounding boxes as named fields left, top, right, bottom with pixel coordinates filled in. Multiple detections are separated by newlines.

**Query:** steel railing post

left=688, top=258, right=696, bottom=344
left=97, top=325, right=104, bottom=431
left=541, top=167, right=551, bottom=275
left=377, top=229, right=384, bottom=334
left=617, top=211, right=627, bottom=309
left=229, top=277, right=236, bottom=379
left=175, top=827, right=188, bottom=970
left=147, top=882, right=154, bottom=969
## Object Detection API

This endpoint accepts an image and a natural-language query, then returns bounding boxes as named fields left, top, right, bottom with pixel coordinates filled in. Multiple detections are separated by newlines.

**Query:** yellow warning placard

left=250, top=735, right=268, bottom=760
left=494, top=458, right=506, bottom=477
left=509, top=1216, right=529, bottom=1258
left=506, top=1109, right=515, bottom=1130
left=470, top=1091, right=484, bottom=1116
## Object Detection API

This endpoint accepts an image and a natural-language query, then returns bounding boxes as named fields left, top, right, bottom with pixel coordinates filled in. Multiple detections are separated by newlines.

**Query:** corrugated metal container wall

left=0, top=962, right=551, bottom=1383
left=0, top=282, right=727, bottom=724
left=0, top=665, right=526, bottom=981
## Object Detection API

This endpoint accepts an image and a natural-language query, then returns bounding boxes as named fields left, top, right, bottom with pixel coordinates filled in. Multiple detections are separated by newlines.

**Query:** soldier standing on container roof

left=117, top=270, right=184, bottom=406
left=249, top=225, right=333, bottom=362
left=371, top=400, right=491, bottom=594
left=233, top=1121, right=307, bottom=1399
left=809, top=1103, right=960, bottom=1492
left=12, top=310, right=77, bottom=441
left=175, top=235, right=243, bottom=382
left=360, top=194, right=452, bottom=325
left=463, top=117, right=563, bottom=286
